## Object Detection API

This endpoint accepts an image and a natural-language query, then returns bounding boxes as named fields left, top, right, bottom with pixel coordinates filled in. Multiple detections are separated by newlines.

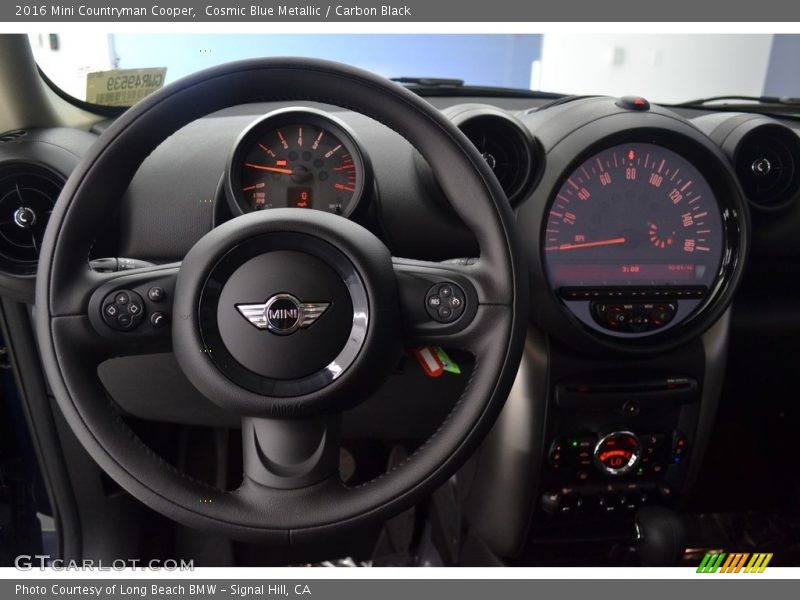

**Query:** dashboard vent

left=456, top=112, right=537, bottom=205
left=0, top=130, right=27, bottom=144
left=0, top=164, right=63, bottom=275
left=734, top=124, right=800, bottom=210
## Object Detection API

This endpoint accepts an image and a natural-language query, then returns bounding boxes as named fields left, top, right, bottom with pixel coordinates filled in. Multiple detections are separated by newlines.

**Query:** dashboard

left=134, top=94, right=760, bottom=352
left=3, top=96, right=776, bottom=349
left=2, top=88, right=800, bottom=559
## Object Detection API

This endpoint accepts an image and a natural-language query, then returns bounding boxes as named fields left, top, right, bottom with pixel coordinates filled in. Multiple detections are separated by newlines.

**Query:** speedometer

left=544, top=143, right=724, bottom=288
left=543, top=142, right=725, bottom=335
left=226, top=108, right=368, bottom=217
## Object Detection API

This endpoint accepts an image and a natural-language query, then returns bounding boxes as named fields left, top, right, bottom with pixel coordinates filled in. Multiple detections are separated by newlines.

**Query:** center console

left=456, top=98, right=750, bottom=561
left=459, top=316, right=728, bottom=559
left=541, top=373, right=695, bottom=519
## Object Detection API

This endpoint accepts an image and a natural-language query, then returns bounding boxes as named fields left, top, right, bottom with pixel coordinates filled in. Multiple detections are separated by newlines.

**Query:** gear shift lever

left=634, top=506, right=687, bottom=566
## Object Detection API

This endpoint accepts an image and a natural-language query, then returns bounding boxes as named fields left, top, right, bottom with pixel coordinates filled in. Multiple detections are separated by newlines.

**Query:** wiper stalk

left=390, top=76, right=565, bottom=100
left=391, top=77, right=465, bottom=87
left=673, top=95, right=800, bottom=107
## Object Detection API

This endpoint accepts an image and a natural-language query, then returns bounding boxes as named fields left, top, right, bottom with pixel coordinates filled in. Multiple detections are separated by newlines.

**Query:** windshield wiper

left=391, top=76, right=465, bottom=87
left=671, top=95, right=800, bottom=108
left=390, top=76, right=565, bottom=100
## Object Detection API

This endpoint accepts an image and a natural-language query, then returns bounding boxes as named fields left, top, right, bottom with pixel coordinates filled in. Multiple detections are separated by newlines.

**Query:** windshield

left=30, top=33, right=800, bottom=107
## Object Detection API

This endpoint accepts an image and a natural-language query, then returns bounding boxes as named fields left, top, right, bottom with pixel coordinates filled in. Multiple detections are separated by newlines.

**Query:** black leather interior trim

left=35, top=58, right=528, bottom=541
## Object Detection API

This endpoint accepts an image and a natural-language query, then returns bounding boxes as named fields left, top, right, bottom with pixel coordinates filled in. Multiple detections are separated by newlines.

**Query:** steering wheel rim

left=35, top=58, right=528, bottom=543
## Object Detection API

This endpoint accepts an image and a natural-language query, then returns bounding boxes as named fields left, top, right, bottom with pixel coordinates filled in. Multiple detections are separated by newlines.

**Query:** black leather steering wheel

left=35, top=58, right=527, bottom=543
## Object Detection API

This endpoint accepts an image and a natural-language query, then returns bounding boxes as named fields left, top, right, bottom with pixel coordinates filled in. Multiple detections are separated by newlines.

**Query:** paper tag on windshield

left=86, top=68, right=167, bottom=107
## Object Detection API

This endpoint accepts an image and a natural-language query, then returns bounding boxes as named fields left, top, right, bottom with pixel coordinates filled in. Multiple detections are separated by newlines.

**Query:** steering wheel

left=35, top=58, right=527, bottom=543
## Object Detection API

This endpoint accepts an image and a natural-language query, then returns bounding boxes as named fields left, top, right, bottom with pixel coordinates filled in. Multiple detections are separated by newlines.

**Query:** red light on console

left=628, top=149, right=636, bottom=160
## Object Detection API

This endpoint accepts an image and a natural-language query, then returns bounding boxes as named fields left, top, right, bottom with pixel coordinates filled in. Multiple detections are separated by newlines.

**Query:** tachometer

left=227, top=109, right=367, bottom=217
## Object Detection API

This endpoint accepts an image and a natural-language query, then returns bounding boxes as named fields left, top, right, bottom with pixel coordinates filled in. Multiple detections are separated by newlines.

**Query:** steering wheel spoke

left=77, top=263, right=180, bottom=359
left=393, top=257, right=501, bottom=352
left=241, top=415, right=341, bottom=490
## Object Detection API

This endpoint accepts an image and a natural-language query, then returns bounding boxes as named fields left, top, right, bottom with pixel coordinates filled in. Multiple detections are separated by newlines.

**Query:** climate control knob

left=594, top=431, right=641, bottom=476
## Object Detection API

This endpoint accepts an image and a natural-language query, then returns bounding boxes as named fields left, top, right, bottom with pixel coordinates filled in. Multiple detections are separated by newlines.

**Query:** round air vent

left=696, top=114, right=800, bottom=212
left=0, top=164, right=63, bottom=275
left=450, top=107, right=538, bottom=205
left=734, top=124, right=800, bottom=210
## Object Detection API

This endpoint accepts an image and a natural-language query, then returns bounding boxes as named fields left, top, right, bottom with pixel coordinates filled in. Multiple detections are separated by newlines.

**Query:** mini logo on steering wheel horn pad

left=235, top=293, right=330, bottom=335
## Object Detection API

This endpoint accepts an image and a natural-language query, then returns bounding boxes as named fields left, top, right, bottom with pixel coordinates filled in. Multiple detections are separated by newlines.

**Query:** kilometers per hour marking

left=543, top=144, right=722, bottom=269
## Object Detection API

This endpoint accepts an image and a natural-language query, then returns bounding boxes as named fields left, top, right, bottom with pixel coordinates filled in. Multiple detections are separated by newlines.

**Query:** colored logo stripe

left=721, top=553, right=749, bottom=573
left=697, top=552, right=772, bottom=573
left=745, top=553, right=773, bottom=573
left=697, top=553, right=726, bottom=573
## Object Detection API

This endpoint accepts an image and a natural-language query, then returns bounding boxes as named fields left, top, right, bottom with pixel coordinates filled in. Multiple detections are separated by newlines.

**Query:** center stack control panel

left=539, top=374, right=697, bottom=519
left=542, top=429, right=688, bottom=517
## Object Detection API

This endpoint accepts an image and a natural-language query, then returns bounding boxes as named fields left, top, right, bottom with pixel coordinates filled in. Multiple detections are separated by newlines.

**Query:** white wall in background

left=534, top=34, right=774, bottom=103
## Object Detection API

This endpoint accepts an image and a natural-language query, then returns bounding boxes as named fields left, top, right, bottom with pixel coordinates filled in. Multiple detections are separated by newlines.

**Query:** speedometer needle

left=547, top=237, right=627, bottom=251
left=244, top=163, right=293, bottom=175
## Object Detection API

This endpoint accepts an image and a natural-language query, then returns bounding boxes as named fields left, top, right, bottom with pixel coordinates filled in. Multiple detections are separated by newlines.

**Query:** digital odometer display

left=543, top=143, right=724, bottom=289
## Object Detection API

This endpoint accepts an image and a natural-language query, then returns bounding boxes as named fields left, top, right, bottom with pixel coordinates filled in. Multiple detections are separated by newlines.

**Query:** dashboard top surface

left=1, top=91, right=798, bottom=349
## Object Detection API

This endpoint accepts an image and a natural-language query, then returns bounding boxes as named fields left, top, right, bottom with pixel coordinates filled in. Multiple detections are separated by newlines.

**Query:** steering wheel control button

left=425, top=282, right=466, bottom=323
left=101, top=289, right=145, bottom=331
left=616, top=95, right=650, bottom=111
left=150, top=312, right=168, bottom=328
left=148, top=286, right=166, bottom=302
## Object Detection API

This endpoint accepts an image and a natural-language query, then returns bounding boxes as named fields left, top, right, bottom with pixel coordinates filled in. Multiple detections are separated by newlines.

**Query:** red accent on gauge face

left=543, top=142, right=724, bottom=288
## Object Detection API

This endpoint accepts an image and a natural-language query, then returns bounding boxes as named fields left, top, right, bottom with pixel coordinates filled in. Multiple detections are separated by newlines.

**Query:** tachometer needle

left=546, top=237, right=627, bottom=251
left=244, top=163, right=293, bottom=175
